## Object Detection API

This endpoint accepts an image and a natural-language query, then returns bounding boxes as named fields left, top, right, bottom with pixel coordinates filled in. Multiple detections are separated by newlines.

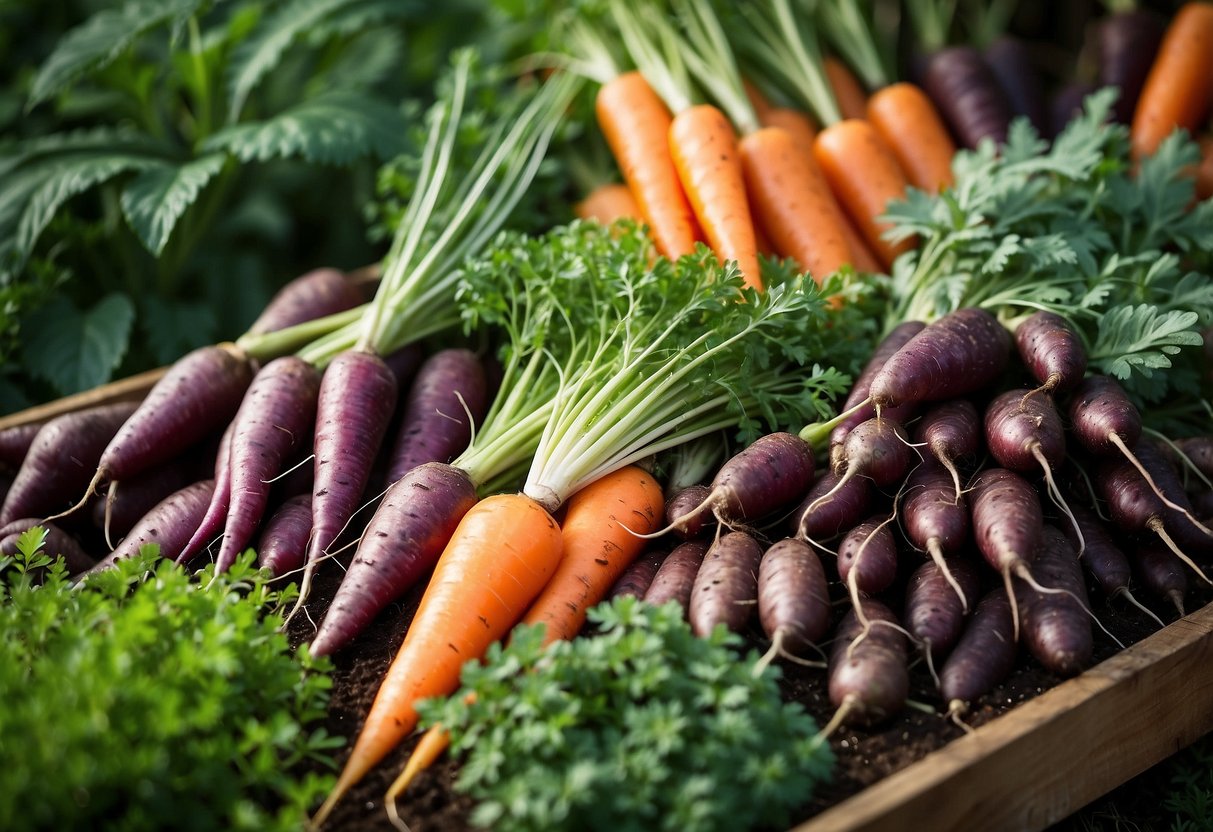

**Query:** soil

left=286, top=530, right=1202, bottom=832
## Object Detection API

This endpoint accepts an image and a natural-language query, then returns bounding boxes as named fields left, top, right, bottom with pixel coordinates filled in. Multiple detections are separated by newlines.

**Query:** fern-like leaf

left=19, top=294, right=135, bottom=395
left=1091, top=305, right=1203, bottom=382
left=203, top=91, right=406, bottom=165
left=120, top=154, right=226, bottom=255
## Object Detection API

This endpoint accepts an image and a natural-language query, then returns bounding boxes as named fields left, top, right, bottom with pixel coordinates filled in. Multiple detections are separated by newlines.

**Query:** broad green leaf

left=316, top=28, right=404, bottom=92
left=0, top=127, right=161, bottom=182
left=138, top=296, right=218, bottom=364
left=20, top=294, right=135, bottom=395
left=28, top=0, right=206, bottom=109
left=203, top=91, right=406, bottom=165
left=120, top=153, right=226, bottom=255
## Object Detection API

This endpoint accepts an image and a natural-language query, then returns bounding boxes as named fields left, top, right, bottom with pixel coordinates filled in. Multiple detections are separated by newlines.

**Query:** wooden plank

left=793, top=601, right=1213, bottom=832
left=0, top=367, right=165, bottom=432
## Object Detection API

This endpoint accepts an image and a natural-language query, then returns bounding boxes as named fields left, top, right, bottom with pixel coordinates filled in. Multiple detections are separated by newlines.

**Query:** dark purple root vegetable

left=983, top=35, right=1047, bottom=135
left=257, top=494, right=313, bottom=577
left=664, top=484, right=717, bottom=540
left=1098, top=8, right=1166, bottom=125
left=837, top=515, right=900, bottom=596
left=1018, top=526, right=1093, bottom=678
left=1173, top=437, right=1213, bottom=483
left=386, top=348, right=488, bottom=484
left=832, top=417, right=915, bottom=485
left=84, top=479, right=217, bottom=577
left=913, top=399, right=981, bottom=501
left=791, top=469, right=873, bottom=543
left=940, top=589, right=1017, bottom=714
left=310, top=462, right=479, bottom=657
left=870, top=308, right=1012, bottom=410
left=176, top=422, right=236, bottom=564
left=902, top=463, right=973, bottom=609
left=91, top=461, right=195, bottom=541
left=688, top=531, right=762, bottom=637
left=644, top=540, right=709, bottom=610
left=1065, top=503, right=1161, bottom=626
left=245, top=268, right=364, bottom=336
left=1130, top=440, right=1213, bottom=553
left=0, top=421, right=45, bottom=470
left=828, top=321, right=926, bottom=470
left=969, top=467, right=1045, bottom=639
left=905, top=558, right=981, bottom=660
left=1013, top=310, right=1088, bottom=396
left=0, top=521, right=94, bottom=576
left=0, top=401, right=139, bottom=526
left=1049, top=81, right=1097, bottom=140
left=1191, top=491, right=1213, bottom=518
left=922, top=46, right=1015, bottom=148
left=608, top=547, right=669, bottom=601
left=1067, top=374, right=1141, bottom=456
left=0, top=472, right=11, bottom=508
left=382, top=343, right=425, bottom=388
left=757, top=537, right=830, bottom=662
left=1132, top=540, right=1190, bottom=617
left=826, top=599, right=909, bottom=729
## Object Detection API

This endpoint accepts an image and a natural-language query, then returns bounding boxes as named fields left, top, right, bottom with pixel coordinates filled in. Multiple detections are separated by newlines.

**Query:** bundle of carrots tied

left=2, top=1, right=1213, bottom=829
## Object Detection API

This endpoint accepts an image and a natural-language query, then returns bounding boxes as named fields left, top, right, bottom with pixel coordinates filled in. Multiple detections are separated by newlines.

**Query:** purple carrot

left=0, top=421, right=45, bottom=470
left=1172, top=437, right=1213, bottom=483
left=905, top=558, right=981, bottom=660
left=984, top=35, right=1047, bottom=135
left=922, top=46, right=1015, bottom=148
left=608, top=547, right=669, bottom=601
left=0, top=518, right=95, bottom=575
left=826, top=599, right=909, bottom=730
left=309, top=462, right=478, bottom=657
left=83, top=479, right=216, bottom=577
left=91, top=459, right=195, bottom=541
left=1131, top=539, right=1189, bottom=617
left=245, top=268, right=364, bottom=336
left=869, top=308, right=1012, bottom=410
left=257, top=494, right=312, bottom=578
left=969, top=467, right=1046, bottom=640
left=212, top=356, right=322, bottom=573
left=940, top=589, right=1017, bottom=717
left=801, top=418, right=914, bottom=532
left=644, top=539, right=709, bottom=610
left=383, top=343, right=425, bottom=388
left=176, top=422, right=236, bottom=564
left=1098, top=8, right=1166, bottom=125
left=1, top=401, right=139, bottom=526
left=386, top=348, right=488, bottom=484
left=837, top=514, right=900, bottom=597
left=664, top=484, right=717, bottom=540
left=1065, top=502, right=1162, bottom=627
left=1017, top=526, right=1093, bottom=678
left=1049, top=81, right=1098, bottom=140
left=901, top=463, right=974, bottom=610
left=913, top=399, right=981, bottom=501
left=1013, top=310, right=1087, bottom=396
left=791, top=468, right=873, bottom=543
left=689, top=531, right=762, bottom=638
left=756, top=537, right=831, bottom=666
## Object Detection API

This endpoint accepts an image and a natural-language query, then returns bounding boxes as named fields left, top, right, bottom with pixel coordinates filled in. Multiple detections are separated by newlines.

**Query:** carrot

left=1131, top=2, right=1213, bottom=161
left=520, top=465, right=664, bottom=645
left=574, top=182, right=641, bottom=226
left=743, top=77, right=776, bottom=123
left=814, top=119, right=914, bottom=270
left=760, top=106, right=819, bottom=153
left=596, top=71, right=701, bottom=259
left=824, top=56, right=868, bottom=120
left=311, top=492, right=564, bottom=826
left=866, top=83, right=956, bottom=193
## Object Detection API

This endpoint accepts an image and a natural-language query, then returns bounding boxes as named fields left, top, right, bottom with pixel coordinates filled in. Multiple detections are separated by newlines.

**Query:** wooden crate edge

left=0, top=367, right=166, bottom=432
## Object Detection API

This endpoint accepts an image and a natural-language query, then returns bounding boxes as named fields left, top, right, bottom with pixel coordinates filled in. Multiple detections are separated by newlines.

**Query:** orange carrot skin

left=323, top=493, right=563, bottom=811
left=521, top=466, right=664, bottom=645
left=867, top=83, right=956, bottom=193
left=825, top=56, right=869, bottom=120
left=1131, top=2, right=1213, bottom=161
left=740, top=126, right=852, bottom=281
left=814, top=119, right=914, bottom=270
left=575, top=182, right=641, bottom=226
left=670, top=104, right=763, bottom=290
left=761, top=107, right=819, bottom=152
left=597, top=71, right=701, bottom=259
left=743, top=78, right=776, bottom=124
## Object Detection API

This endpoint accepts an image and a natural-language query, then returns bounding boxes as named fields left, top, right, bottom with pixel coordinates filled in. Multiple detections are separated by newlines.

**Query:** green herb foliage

left=0, top=536, right=340, bottom=832
left=419, top=597, right=834, bottom=832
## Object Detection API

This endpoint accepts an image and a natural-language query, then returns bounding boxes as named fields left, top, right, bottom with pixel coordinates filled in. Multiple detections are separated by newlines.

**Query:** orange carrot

left=825, top=56, right=869, bottom=120
left=761, top=106, right=819, bottom=149
left=575, top=182, right=641, bottom=225
left=867, top=82, right=956, bottom=193
left=740, top=126, right=853, bottom=280
left=311, top=492, right=564, bottom=827
left=837, top=208, right=884, bottom=274
left=1131, top=2, right=1213, bottom=161
left=814, top=118, right=914, bottom=270
left=597, top=71, right=702, bottom=259
left=669, top=104, right=763, bottom=290
left=743, top=78, right=776, bottom=124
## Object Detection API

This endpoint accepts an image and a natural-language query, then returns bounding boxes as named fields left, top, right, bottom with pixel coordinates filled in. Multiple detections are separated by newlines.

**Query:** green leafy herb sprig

left=0, top=533, right=340, bottom=832
left=881, top=88, right=1213, bottom=405
left=418, top=597, right=834, bottom=832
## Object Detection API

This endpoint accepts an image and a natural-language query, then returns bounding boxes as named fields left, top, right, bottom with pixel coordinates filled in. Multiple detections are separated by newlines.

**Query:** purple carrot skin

left=940, top=589, right=1017, bottom=714
left=836, top=515, right=900, bottom=596
left=91, top=461, right=194, bottom=540
left=0, top=421, right=45, bottom=471
left=0, top=401, right=139, bottom=526
left=905, top=559, right=981, bottom=660
left=902, top=462, right=973, bottom=608
left=309, top=463, right=478, bottom=657
left=826, top=599, right=909, bottom=729
left=1049, top=81, right=1098, bottom=139
left=0, top=521, right=94, bottom=575
left=176, top=422, right=236, bottom=564
left=608, top=547, right=669, bottom=601
left=1017, top=526, right=1093, bottom=678
left=1191, top=490, right=1213, bottom=519
left=382, top=342, right=425, bottom=388
left=682, top=433, right=816, bottom=531
left=213, top=356, right=322, bottom=573
left=689, top=531, right=763, bottom=638
left=791, top=469, right=873, bottom=543
left=968, top=467, right=1045, bottom=640
left=1065, top=502, right=1162, bottom=626
left=1173, top=437, right=1213, bottom=482
left=257, top=494, right=313, bottom=577
left=913, top=399, right=981, bottom=501
left=664, top=484, right=717, bottom=540
left=644, top=539, right=709, bottom=610
left=1013, top=311, right=1088, bottom=396
left=828, top=321, right=926, bottom=470
left=0, top=473, right=11, bottom=509
left=922, top=46, right=1015, bottom=148
left=802, top=419, right=914, bottom=538
left=757, top=537, right=831, bottom=657
left=83, top=479, right=217, bottom=576
left=983, top=36, right=1048, bottom=135
left=245, top=268, right=364, bottom=336
left=869, top=308, right=1013, bottom=411
left=1132, top=539, right=1190, bottom=617
left=1067, top=375, right=1142, bottom=455
left=1099, top=8, right=1167, bottom=125
left=293, top=349, right=399, bottom=616
left=386, top=348, right=488, bottom=484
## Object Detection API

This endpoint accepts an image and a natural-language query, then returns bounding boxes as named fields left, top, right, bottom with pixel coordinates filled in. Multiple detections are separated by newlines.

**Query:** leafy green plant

left=418, top=597, right=834, bottom=832
left=0, top=533, right=340, bottom=832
